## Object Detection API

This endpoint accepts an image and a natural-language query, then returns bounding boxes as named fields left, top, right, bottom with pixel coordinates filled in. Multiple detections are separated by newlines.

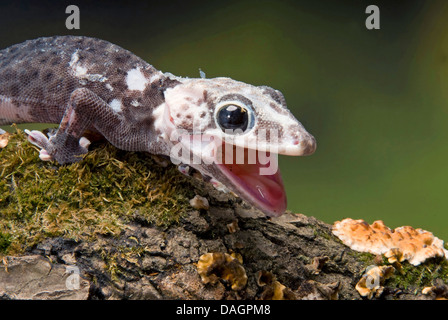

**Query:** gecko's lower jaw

left=216, top=144, right=287, bottom=217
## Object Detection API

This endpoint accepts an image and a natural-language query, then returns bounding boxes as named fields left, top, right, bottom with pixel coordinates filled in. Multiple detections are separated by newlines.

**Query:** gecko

left=0, top=36, right=316, bottom=217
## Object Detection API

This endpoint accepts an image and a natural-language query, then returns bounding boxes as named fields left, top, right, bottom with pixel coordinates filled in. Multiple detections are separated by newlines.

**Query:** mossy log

left=0, top=130, right=447, bottom=300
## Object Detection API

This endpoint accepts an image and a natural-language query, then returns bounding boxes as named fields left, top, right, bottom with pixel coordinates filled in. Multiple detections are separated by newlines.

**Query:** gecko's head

left=159, top=77, right=316, bottom=217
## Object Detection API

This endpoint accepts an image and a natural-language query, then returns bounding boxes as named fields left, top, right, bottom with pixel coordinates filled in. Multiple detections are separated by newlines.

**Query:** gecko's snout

left=299, top=134, right=317, bottom=156
left=279, top=133, right=316, bottom=156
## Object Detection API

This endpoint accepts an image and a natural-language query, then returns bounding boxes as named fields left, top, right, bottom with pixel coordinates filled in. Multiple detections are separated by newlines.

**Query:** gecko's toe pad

left=79, top=136, right=91, bottom=149
left=178, top=164, right=191, bottom=176
left=25, top=129, right=49, bottom=149
left=39, top=149, right=54, bottom=161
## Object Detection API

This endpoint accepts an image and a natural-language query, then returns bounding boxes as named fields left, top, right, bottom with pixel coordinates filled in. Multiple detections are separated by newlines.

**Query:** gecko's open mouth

left=177, top=132, right=315, bottom=217
left=215, top=143, right=287, bottom=217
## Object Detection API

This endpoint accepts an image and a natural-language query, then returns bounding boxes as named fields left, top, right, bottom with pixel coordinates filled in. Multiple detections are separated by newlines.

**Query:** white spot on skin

left=87, top=74, right=107, bottom=82
left=69, top=50, right=107, bottom=82
left=152, top=104, right=165, bottom=134
left=148, top=73, right=161, bottom=84
left=126, top=67, right=149, bottom=91
left=69, top=51, right=80, bottom=67
left=109, top=99, right=122, bottom=112
left=106, top=83, right=114, bottom=91
left=74, top=65, right=88, bottom=78
left=164, top=85, right=212, bottom=132
left=130, top=99, right=140, bottom=107
left=69, top=50, right=88, bottom=77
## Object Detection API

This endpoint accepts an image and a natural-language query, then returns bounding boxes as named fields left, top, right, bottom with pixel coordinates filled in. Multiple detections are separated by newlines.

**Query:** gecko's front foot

left=25, top=129, right=91, bottom=164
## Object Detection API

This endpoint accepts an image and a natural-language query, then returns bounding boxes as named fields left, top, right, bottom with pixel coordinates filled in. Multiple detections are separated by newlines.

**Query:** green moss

left=349, top=251, right=377, bottom=265
left=0, top=129, right=195, bottom=255
left=387, top=259, right=448, bottom=290
left=346, top=245, right=448, bottom=292
left=0, top=232, right=11, bottom=253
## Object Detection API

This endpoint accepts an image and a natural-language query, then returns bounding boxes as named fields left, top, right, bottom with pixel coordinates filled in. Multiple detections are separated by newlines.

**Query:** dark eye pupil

left=217, top=105, right=249, bottom=132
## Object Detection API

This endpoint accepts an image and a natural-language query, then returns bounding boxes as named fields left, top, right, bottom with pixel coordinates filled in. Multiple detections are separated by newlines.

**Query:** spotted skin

left=0, top=36, right=316, bottom=216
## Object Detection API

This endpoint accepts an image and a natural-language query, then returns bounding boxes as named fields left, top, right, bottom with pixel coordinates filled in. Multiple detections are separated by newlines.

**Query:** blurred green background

left=1, top=0, right=448, bottom=239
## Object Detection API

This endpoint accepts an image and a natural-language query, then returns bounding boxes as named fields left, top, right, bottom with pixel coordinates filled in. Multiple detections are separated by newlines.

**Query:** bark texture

left=1, top=187, right=446, bottom=300
left=1, top=134, right=447, bottom=300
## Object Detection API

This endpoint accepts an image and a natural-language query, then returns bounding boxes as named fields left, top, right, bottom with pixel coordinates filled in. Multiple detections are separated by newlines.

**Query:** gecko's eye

left=217, top=104, right=250, bottom=133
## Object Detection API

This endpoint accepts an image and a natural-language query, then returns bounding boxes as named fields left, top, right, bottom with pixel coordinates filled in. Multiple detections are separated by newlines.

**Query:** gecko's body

left=0, top=36, right=316, bottom=217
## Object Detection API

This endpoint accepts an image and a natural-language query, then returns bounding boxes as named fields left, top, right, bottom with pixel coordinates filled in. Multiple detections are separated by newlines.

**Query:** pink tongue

left=217, top=144, right=287, bottom=216
left=242, top=173, right=287, bottom=211
left=224, top=159, right=287, bottom=216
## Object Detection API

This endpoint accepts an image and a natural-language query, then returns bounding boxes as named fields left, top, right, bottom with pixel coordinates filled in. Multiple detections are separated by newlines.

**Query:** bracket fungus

left=189, top=195, right=209, bottom=210
left=332, top=218, right=448, bottom=266
left=256, top=270, right=296, bottom=300
left=196, top=252, right=247, bottom=291
left=355, top=265, right=395, bottom=299
left=305, top=256, right=329, bottom=275
left=296, top=280, right=340, bottom=300
left=226, top=220, right=239, bottom=234
left=422, top=279, right=448, bottom=300
left=0, top=131, right=9, bottom=148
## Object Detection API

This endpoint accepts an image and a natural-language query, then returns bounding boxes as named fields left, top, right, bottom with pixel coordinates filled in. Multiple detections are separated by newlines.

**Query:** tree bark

left=0, top=134, right=446, bottom=300
left=2, top=188, right=445, bottom=300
